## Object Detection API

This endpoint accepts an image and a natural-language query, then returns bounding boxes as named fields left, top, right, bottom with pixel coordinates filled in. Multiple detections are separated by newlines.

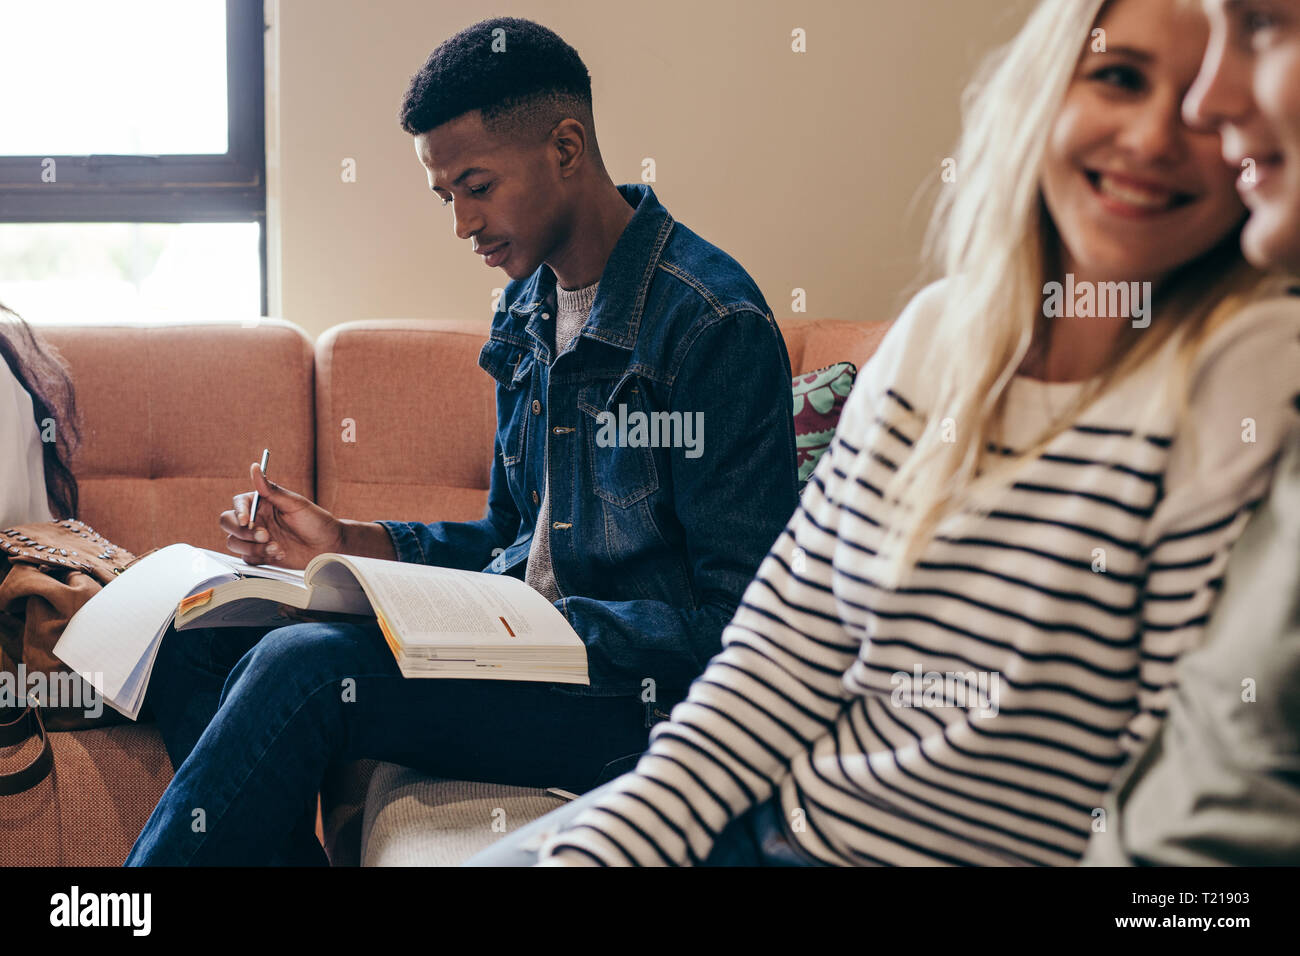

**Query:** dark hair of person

left=398, top=16, right=597, bottom=155
left=0, top=302, right=80, bottom=519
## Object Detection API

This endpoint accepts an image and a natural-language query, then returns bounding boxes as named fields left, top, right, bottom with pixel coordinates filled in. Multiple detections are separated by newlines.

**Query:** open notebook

left=53, top=543, right=588, bottom=720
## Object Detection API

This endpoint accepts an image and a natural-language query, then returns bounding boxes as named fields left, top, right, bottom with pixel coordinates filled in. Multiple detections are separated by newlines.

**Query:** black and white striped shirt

left=539, top=282, right=1300, bottom=866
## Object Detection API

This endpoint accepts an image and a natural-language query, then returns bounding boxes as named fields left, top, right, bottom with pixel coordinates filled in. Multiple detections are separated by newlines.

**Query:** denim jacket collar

left=507, top=184, right=674, bottom=363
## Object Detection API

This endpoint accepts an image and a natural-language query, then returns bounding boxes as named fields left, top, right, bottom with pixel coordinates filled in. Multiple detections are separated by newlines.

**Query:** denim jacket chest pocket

left=479, top=338, right=536, bottom=469
left=577, top=372, right=661, bottom=508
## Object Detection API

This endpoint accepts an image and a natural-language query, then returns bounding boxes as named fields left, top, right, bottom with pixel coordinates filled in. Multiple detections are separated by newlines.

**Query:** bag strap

left=0, top=697, right=54, bottom=795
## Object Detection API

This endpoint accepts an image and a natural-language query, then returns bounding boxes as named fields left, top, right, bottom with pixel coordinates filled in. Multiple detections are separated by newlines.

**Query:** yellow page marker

left=375, top=611, right=401, bottom=660
left=178, top=588, right=215, bottom=615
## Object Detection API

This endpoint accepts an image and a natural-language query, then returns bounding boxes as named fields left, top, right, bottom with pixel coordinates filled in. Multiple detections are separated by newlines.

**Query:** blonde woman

left=470, top=0, right=1300, bottom=867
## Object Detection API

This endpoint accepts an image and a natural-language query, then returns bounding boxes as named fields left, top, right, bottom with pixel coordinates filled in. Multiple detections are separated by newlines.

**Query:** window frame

left=0, top=0, right=267, bottom=313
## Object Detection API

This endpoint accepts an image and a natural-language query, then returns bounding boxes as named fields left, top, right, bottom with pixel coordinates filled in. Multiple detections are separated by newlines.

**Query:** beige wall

left=268, top=0, right=1036, bottom=340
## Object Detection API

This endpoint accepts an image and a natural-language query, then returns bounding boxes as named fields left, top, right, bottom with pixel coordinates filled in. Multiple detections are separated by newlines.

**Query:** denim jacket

left=379, top=183, right=798, bottom=697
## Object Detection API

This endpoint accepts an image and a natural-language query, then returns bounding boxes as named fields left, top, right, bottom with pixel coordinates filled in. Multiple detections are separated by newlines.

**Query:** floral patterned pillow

left=792, top=362, right=857, bottom=488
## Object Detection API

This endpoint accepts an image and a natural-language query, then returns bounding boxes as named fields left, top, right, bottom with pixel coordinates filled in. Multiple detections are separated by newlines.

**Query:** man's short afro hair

left=398, top=17, right=594, bottom=147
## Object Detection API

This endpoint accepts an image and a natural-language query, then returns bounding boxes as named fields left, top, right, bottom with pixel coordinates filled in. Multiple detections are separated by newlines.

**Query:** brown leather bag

left=0, top=519, right=140, bottom=794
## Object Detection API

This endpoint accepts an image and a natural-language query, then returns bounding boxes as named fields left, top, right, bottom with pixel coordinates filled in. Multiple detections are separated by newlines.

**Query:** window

left=0, top=0, right=266, bottom=321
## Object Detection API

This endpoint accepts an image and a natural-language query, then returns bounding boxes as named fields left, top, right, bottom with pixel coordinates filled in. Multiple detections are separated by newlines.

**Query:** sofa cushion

left=32, top=319, right=316, bottom=555
left=314, top=319, right=496, bottom=523
left=359, top=763, right=570, bottom=866
left=793, top=361, right=857, bottom=488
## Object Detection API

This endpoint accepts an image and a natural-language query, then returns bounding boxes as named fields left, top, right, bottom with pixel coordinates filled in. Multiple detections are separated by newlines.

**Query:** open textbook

left=53, top=543, right=589, bottom=719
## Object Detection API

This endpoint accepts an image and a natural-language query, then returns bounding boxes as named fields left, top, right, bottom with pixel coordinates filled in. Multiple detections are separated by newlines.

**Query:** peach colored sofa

left=0, top=315, right=888, bottom=866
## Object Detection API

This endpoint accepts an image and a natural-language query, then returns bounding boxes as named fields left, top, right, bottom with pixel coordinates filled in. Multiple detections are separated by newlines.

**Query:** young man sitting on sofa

left=126, top=16, right=799, bottom=866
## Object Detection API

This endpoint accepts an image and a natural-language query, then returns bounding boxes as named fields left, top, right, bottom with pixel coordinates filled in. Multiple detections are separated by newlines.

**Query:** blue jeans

left=464, top=777, right=818, bottom=866
left=126, top=619, right=650, bottom=866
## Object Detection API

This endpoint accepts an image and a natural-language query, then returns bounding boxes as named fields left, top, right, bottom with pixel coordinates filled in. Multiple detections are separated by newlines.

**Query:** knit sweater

left=538, top=280, right=1300, bottom=866
left=524, top=279, right=599, bottom=602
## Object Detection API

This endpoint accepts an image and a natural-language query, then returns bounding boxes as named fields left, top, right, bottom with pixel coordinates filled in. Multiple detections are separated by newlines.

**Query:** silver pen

left=248, top=448, right=270, bottom=526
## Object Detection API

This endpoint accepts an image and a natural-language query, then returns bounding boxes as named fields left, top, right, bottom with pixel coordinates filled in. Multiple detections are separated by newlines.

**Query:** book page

left=310, top=554, right=581, bottom=648
left=192, top=546, right=308, bottom=585
left=53, top=543, right=237, bottom=717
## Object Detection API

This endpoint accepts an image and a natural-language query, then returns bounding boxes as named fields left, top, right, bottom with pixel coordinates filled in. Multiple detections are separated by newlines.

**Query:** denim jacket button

left=532, top=489, right=540, bottom=504
left=531, top=399, right=542, bottom=415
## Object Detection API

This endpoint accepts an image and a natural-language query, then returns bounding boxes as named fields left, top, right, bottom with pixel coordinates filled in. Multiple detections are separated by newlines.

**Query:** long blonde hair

left=873, top=0, right=1279, bottom=586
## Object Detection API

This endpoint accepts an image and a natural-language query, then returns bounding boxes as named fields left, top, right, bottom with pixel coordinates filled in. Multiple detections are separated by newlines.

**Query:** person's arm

left=1085, top=303, right=1300, bottom=866
left=1084, top=439, right=1300, bottom=865
left=557, top=309, right=801, bottom=693
left=1118, top=303, right=1300, bottom=754
left=367, top=431, right=522, bottom=570
left=536, top=368, right=879, bottom=865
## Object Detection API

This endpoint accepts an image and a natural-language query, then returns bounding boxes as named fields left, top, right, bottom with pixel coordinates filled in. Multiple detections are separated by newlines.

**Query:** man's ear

left=551, top=118, right=588, bottom=177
